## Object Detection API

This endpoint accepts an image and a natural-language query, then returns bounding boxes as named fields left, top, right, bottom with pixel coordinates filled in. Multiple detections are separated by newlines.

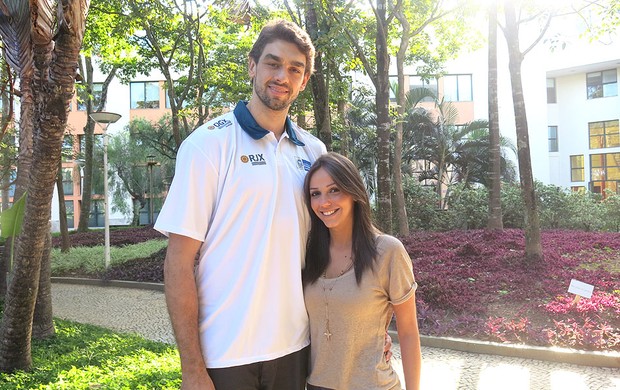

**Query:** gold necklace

left=321, top=260, right=353, bottom=341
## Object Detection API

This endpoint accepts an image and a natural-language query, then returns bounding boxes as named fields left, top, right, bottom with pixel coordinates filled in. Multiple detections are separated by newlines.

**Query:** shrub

left=403, top=177, right=451, bottom=231
left=444, top=184, right=488, bottom=229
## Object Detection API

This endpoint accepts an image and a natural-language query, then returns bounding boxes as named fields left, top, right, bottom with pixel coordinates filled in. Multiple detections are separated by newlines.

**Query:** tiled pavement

left=51, top=282, right=620, bottom=390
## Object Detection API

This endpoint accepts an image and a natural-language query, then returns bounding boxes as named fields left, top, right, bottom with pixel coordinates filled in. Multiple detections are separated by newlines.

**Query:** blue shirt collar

left=233, top=101, right=305, bottom=146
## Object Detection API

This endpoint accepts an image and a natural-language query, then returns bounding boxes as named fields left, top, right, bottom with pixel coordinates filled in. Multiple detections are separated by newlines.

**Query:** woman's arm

left=393, top=293, right=422, bottom=390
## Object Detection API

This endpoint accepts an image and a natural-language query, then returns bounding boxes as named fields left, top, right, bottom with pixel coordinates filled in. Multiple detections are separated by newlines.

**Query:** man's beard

left=255, top=82, right=296, bottom=111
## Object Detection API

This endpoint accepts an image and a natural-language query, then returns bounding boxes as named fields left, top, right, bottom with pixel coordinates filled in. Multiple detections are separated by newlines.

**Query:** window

left=443, top=74, right=472, bottom=102
left=89, top=200, right=105, bottom=228
left=547, top=78, right=556, bottom=103
left=77, top=83, right=103, bottom=111
left=548, top=126, right=558, bottom=152
left=408, top=76, right=438, bottom=102
left=62, top=168, right=73, bottom=195
left=589, top=120, right=619, bottom=149
left=62, top=135, right=74, bottom=161
left=130, top=81, right=160, bottom=109
left=65, top=201, right=74, bottom=229
left=7, top=168, right=16, bottom=198
left=389, top=76, right=397, bottom=101
left=590, top=152, right=620, bottom=196
left=586, top=69, right=617, bottom=99
left=570, top=186, right=585, bottom=193
left=570, top=155, right=584, bottom=182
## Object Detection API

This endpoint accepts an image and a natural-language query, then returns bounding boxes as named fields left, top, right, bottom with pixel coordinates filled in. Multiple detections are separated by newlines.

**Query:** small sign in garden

left=568, top=278, right=594, bottom=303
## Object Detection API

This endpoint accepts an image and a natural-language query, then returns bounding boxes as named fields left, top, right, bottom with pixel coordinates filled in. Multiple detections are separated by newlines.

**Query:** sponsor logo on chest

left=240, top=154, right=266, bottom=166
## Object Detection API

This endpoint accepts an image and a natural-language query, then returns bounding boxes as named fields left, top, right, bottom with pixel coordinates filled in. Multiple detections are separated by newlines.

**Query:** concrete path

left=51, top=282, right=620, bottom=390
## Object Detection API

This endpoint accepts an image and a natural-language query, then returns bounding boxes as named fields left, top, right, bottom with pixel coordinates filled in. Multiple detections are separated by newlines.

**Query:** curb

left=51, top=277, right=164, bottom=292
left=52, top=278, right=619, bottom=369
left=388, top=330, right=620, bottom=369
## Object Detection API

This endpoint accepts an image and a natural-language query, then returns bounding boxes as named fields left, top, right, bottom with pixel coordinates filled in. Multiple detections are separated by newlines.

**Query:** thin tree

left=500, top=0, right=548, bottom=261
left=393, top=0, right=460, bottom=235
left=328, top=0, right=396, bottom=232
left=487, top=1, right=503, bottom=229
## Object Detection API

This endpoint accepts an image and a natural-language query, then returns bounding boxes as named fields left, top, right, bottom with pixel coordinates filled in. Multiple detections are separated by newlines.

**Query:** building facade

left=547, top=62, right=620, bottom=196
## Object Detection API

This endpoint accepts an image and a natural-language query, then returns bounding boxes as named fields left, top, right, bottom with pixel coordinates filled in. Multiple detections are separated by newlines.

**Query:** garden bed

left=52, top=226, right=620, bottom=352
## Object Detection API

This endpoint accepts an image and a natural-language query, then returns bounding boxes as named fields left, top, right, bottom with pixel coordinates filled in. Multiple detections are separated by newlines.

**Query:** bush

left=444, top=184, right=489, bottom=229
left=403, top=177, right=451, bottom=231
left=403, top=180, right=619, bottom=233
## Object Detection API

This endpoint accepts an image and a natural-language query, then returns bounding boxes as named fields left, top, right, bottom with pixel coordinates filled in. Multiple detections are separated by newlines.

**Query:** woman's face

left=308, top=167, right=355, bottom=233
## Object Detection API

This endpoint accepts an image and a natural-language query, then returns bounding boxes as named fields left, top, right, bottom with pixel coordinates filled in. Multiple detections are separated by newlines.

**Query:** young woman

left=303, top=152, right=422, bottom=390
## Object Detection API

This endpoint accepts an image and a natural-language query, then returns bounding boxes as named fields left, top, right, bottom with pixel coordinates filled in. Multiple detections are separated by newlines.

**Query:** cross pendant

left=324, top=329, right=332, bottom=340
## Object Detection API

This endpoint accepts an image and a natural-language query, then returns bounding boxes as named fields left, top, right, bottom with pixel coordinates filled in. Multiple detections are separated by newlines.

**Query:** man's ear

left=248, top=58, right=257, bottom=79
left=300, top=72, right=311, bottom=91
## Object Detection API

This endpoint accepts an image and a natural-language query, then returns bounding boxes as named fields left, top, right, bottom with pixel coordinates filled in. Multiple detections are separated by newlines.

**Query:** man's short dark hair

left=249, top=19, right=315, bottom=76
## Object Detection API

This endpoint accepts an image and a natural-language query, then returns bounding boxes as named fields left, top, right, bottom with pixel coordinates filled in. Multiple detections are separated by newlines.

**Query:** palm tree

left=345, top=92, right=378, bottom=198
left=403, top=89, right=516, bottom=209
left=0, top=0, right=89, bottom=372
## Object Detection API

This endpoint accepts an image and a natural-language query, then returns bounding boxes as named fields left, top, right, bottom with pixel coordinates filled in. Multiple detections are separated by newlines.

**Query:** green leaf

left=0, top=192, right=27, bottom=238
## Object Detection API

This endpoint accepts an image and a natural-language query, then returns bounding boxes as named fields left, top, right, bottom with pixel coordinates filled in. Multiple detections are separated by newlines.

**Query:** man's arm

left=164, top=233, right=215, bottom=389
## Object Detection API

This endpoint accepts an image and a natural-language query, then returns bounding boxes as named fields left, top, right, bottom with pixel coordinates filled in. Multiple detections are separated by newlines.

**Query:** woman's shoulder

left=375, top=233, right=404, bottom=249
left=374, top=234, right=407, bottom=258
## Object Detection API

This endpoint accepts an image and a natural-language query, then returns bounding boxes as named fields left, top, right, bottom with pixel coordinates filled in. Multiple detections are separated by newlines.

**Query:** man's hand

left=181, top=369, right=216, bottom=390
left=384, top=332, right=393, bottom=362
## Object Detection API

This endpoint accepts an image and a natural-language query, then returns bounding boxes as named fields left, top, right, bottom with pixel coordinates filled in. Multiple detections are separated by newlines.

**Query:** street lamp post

left=146, top=155, right=158, bottom=225
left=89, top=112, right=121, bottom=269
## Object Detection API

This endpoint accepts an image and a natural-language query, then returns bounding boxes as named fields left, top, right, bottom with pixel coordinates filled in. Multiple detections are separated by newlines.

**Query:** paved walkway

left=51, top=283, right=620, bottom=390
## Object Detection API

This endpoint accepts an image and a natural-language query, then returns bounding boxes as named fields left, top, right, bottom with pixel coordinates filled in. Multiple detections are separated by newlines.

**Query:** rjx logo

left=240, top=154, right=267, bottom=166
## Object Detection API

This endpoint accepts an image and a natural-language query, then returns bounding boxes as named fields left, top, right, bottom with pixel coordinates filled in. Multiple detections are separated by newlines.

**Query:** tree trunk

left=132, top=198, right=141, bottom=226
left=504, top=2, right=542, bottom=262
left=77, top=57, right=95, bottom=232
left=0, top=73, right=34, bottom=303
left=487, top=1, right=503, bottom=230
left=305, top=0, right=332, bottom=151
left=56, top=160, right=71, bottom=252
left=337, top=99, right=349, bottom=157
left=0, top=240, right=8, bottom=300
left=375, top=0, right=393, bottom=234
left=393, top=8, right=411, bottom=236
left=32, top=223, right=55, bottom=340
left=0, top=0, right=88, bottom=371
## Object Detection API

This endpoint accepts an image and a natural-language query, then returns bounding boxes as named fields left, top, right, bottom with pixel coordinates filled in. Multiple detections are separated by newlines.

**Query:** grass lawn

left=51, top=226, right=620, bottom=352
left=0, top=317, right=180, bottom=389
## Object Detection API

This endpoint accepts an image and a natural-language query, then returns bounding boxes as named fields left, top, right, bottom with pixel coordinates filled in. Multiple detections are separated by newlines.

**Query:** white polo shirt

left=155, top=101, right=326, bottom=368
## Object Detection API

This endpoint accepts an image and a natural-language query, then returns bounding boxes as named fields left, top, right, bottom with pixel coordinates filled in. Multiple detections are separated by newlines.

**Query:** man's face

left=249, top=40, right=310, bottom=112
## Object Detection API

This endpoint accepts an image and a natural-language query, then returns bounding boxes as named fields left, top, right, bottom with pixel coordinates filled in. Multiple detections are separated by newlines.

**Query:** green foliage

left=402, top=177, right=451, bottom=231
left=108, top=121, right=175, bottom=222
left=0, top=318, right=180, bottom=389
left=402, top=180, right=620, bottom=232
left=445, top=184, right=489, bottom=229
left=0, top=192, right=26, bottom=239
left=500, top=183, right=525, bottom=229
left=536, top=182, right=568, bottom=229
left=600, top=190, right=620, bottom=231
left=51, top=239, right=168, bottom=275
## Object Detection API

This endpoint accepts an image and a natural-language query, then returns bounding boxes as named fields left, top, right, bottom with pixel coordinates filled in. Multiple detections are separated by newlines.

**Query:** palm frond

left=0, top=0, right=33, bottom=73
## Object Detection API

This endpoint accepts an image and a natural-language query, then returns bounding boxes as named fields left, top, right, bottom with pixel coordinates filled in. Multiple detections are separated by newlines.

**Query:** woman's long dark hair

left=302, top=152, right=379, bottom=285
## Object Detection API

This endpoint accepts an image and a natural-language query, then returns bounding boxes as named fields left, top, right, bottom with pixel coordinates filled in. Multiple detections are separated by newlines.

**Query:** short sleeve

left=378, top=235, right=417, bottom=305
left=153, top=136, right=218, bottom=242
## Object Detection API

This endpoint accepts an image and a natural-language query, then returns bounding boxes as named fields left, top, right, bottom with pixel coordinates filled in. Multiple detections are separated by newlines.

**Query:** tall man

left=155, top=19, right=326, bottom=389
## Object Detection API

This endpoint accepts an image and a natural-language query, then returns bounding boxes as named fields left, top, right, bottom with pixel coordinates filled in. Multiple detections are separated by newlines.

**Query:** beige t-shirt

left=304, top=234, right=417, bottom=389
